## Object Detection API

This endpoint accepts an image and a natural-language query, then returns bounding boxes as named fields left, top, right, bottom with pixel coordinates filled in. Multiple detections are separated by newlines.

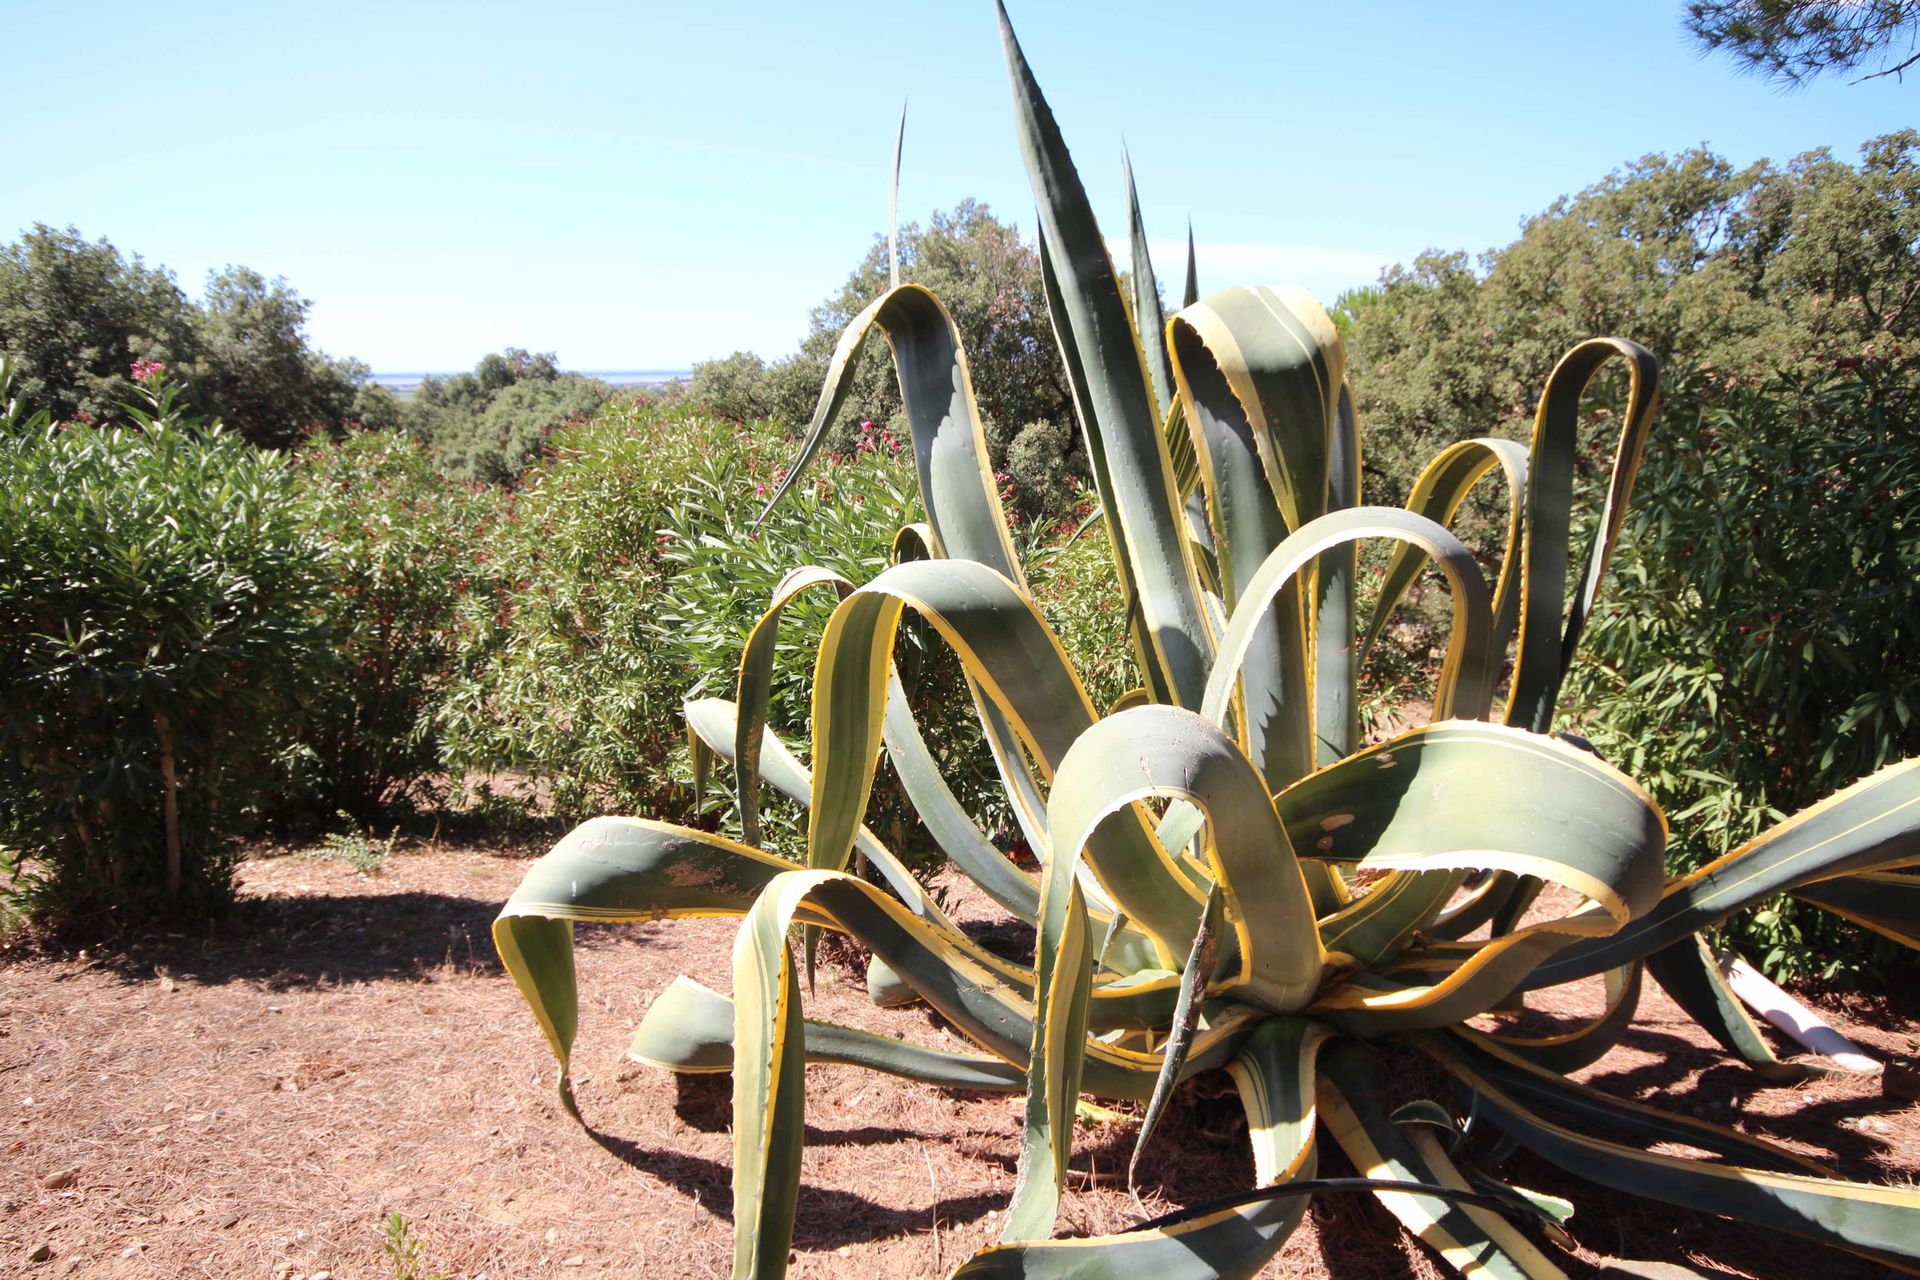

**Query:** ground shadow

left=1489, top=1140, right=1891, bottom=1279
left=586, top=1127, right=1002, bottom=1247
left=669, top=1072, right=961, bottom=1149
left=81, top=889, right=504, bottom=990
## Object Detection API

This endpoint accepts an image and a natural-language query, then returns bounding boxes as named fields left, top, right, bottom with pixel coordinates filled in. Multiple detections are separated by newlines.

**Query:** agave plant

left=494, top=7, right=1920, bottom=1277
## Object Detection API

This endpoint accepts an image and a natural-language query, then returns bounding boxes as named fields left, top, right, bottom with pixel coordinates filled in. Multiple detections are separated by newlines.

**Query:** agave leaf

left=888, top=102, right=906, bottom=289
left=1321, top=916, right=1616, bottom=1037
left=725, top=867, right=1167, bottom=1274
left=1642, top=937, right=1832, bottom=1081
left=1168, top=290, right=1316, bottom=789
left=1003, top=1, right=1215, bottom=710
left=1364, top=436, right=1529, bottom=670
left=1201, top=507, right=1495, bottom=734
left=1424, top=871, right=1518, bottom=941
left=684, top=695, right=981, bottom=925
left=1129, top=884, right=1224, bottom=1199
left=630, top=976, right=1026, bottom=1091
left=506, top=813, right=1194, bottom=1026
left=732, top=878, right=807, bottom=1280
left=1420, top=1029, right=1834, bottom=1176
left=1793, top=869, right=1920, bottom=949
left=880, top=681, right=1044, bottom=921
left=1124, top=148, right=1174, bottom=422
left=721, top=864, right=1270, bottom=1275
left=1050, top=706, right=1326, bottom=1014
left=757, top=284, right=1019, bottom=580
left=1316, top=383, right=1362, bottom=766
left=1272, top=721, right=1667, bottom=920
left=1002, top=873, right=1091, bottom=1242
left=1037, top=225, right=1157, bottom=701
left=810, top=558, right=1204, bottom=957
left=1317, top=869, right=1467, bottom=968
left=1532, top=757, right=1920, bottom=986
left=1430, top=1029, right=1920, bottom=1264
left=1506, top=338, right=1660, bottom=734
left=1171, top=286, right=1343, bottom=544
left=1007, top=702, right=1329, bottom=1243
left=959, top=1017, right=1326, bottom=1279
left=1480, top=962, right=1643, bottom=1075
left=1320, top=1041, right=1570, bottom=1279
left=733, top=566, right=854, bottom=847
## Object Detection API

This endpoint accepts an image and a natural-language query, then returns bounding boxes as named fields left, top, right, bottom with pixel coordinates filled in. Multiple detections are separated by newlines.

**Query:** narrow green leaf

left=1321, top=1041, right=1569, bottom=1279
left=1642, top=938, right=1827, bottom=1080
left=1002, top=2, right=1215, bottom=709
left=1506, top=338, right=1660, bottom=733
left=1430, top=1030, right=1920, bottom=1264
left=1532, top=758, right=1920, bottom=986
left=1124, top=147, right=1174, bottom=422
left=630, top=976, right=1026, bottom=1091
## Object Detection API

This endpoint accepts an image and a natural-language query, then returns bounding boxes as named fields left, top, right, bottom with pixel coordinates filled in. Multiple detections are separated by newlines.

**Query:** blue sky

left=8, top=1, right=1914, bottom=372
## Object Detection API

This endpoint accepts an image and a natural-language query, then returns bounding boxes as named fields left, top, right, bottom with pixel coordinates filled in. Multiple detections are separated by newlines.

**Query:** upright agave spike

left=889, top=101, right=907, bottom=289
left=1183, top=222, right=1199, bottom=307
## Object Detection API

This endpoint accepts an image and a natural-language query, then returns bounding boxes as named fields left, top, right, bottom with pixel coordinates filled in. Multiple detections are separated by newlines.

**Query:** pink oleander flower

left=130, top=359, right=166, bottom=382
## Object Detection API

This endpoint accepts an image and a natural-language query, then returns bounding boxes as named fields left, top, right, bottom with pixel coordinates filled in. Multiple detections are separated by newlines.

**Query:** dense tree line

left=1340, top=129, right=1919, bottom=502
left=0, top=225, right=391, bottom=448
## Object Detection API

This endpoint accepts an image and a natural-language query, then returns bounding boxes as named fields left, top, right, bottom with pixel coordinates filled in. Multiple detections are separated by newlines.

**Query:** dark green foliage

left=0, top=375, right=334, bottom=924
left=194, top=266, right=364, bottom=449
left=405, top=348, right=614, bottom=483
left=687, top=350, right=774, bottom=423
left=0, top=226, right=372, bottom=448
left=1345, top=131, right=1920, bottom=506
left=1566, top=359, right=1920, bottom=980
left=438, top=402, right=933, bottom=828
left=686, top=201, right=1081, bottom=520
left=1687, top=0, right=1920, bottom=86
left=283, top=430, right=498, bottom=820
left=1003, top=418, right=1078, bottom=516
left=0, top=225, right=200, bottom=427
left=1021, top=506, right=1138, bottom=718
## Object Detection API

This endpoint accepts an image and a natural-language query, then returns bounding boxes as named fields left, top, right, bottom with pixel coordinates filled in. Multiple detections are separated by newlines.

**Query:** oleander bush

left=0, top=367, right=334, bottom=923
left=439, top=402, right=968, bottom=833
left=279, top=429, right=498, bottom=821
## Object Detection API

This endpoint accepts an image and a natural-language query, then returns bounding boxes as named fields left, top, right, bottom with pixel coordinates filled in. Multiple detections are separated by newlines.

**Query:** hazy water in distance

left=370, top=370, right=690, bottom=398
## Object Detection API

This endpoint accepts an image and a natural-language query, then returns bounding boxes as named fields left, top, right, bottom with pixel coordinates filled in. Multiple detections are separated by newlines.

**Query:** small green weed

left=381, top=1212, right=445, bottom=1280
left=306, top=813, right=398, bottom=875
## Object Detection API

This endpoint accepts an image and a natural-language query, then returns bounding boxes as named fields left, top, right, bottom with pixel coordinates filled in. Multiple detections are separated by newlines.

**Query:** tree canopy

left=1342, top=129, right=1920, bottom=501
left=1687, top=1, right=1920, bottom=86
left=406, top=348, right=615, bottom=483
left=0, top=225, right=372, bottom=447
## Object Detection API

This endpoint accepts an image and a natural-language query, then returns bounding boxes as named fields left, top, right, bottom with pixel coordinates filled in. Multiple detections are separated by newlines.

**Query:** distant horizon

left=368, top=368, right=692, bottom=396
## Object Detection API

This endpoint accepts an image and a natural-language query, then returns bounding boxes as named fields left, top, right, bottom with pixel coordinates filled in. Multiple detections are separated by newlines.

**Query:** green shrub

left=281, top=429, right=496, bottom=820
left=1567, top=356, right=1920, bottom=980
left=1020, top=498, right=1138, bottom=717
left=686, top=350, right=774, bottom=423
left=430, top=375, right=615, bottom=484
left=0, top=372, right=333, bottom=923
left=440, top=402, right=934, bottom=825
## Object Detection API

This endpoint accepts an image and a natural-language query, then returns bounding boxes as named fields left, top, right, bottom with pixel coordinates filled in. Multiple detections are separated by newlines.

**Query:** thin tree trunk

left=154, top=713, right=182, bottom=904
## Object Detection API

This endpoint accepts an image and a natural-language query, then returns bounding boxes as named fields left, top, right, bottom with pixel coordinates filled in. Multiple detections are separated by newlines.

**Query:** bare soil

left=2, top=845, right=1915, bottom=1279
